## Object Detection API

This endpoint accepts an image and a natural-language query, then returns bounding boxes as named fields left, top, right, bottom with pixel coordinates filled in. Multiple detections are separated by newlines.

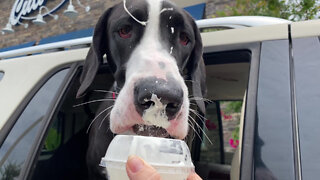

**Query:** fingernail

left=127, top=155, right=144, bottom=173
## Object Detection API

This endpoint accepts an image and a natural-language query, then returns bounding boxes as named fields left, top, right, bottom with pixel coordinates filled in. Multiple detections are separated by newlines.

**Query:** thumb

left=126, top=155, right=162, bottom=180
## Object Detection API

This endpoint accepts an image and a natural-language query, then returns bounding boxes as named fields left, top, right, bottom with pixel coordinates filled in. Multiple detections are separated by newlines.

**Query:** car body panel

left=171, top=0, right=206, bottom=7
left=0, top=48, right=88, bottom=129
left=292, top=37, right=320, bottom=179
left=202, top=23, right=289, bottom=51
left=0, top=17, right=320, bottom=180
left=255, top=40, right=295, bottom=180
left=291, top=20, right=320, bottom=38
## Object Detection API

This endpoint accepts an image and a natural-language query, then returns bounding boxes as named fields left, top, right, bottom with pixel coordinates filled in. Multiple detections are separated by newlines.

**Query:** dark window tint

left=255, top=40, right=295, bottom=179
left=292, top=37, right=320, bottom=179
left=0, top=72, right=4, bottom=81
left=0, top=69, right=69, bottom=179
left=30, top=66, right=114, bottom=179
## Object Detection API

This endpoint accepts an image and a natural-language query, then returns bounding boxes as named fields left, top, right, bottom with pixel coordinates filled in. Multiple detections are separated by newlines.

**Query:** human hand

left=126, top=155, right=202, bottom=180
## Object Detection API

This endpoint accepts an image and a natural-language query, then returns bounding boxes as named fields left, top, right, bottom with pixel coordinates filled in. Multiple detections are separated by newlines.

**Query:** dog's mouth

left=132, top=124, right=171, bottom=138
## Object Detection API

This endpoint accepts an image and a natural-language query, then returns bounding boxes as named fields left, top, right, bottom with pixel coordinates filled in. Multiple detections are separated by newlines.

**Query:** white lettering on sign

left=10, top=0, right=46, bottom=25
left=7, top=0, right=67, bottom=25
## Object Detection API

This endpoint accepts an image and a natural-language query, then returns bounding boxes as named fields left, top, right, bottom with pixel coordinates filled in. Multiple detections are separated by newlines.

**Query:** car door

left=0, top=49, right=88, bottom=179
left=194, top=23, right=298, bottom=180
left=290, top=20, right=320, bottom=180
left=254, top=39, right=295, bottom=180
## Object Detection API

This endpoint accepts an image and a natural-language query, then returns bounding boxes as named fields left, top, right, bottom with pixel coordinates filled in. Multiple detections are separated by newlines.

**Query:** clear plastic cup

left=100, top=135, right=194, bottom=180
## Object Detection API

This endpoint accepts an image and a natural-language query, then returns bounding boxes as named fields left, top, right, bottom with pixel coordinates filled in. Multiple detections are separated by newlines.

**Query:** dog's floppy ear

left=186, top=15, right=207, bottom=114
left=76, top=8, right=113, bottom=98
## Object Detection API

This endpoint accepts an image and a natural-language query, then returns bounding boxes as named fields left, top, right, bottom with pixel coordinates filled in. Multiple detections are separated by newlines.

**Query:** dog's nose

left=134, top=77, right=184, bottom=120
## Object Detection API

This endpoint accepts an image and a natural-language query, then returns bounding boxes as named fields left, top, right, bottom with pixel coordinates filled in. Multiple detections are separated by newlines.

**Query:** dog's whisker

left=189, top=109, right=208, bottom=122
left=187, top=120, right=201, bottom=140
left=184, top=127, right=196, bottom=143
left=93, top=90, right=119, bottom=94
left=188, top=96, right=212, bottom=101
left=86, top=105, right=114, bottom=134
left=188, top=115, right=213, bottom=145
left=187, top=120, right=203, bottom=142
left=184, top=80, right=196, bottom=83
left=189, top=109, right=210, bottom=132
left=189, top=97, right=213, bottom=103
left=73, top=99, right=116, bottom=108
left=99, top=111, right=112, bottom=129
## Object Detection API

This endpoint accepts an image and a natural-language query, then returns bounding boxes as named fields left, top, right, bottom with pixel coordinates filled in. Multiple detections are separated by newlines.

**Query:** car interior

left=28, top=49, right=251, bottom=180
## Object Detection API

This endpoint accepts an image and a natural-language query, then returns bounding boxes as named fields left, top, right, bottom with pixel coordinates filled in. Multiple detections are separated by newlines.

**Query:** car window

left=292, top=37, right=320, bottom=179
left=219, top=101, right=242, bottom=164
left=0, top=72, right=4, bottom=81
left=255, top=40, right=295, bottom=180
left=30, top=65, right=114, bottom=179
left=200, top=101, right=242, bottom=165
left=199, top=102, right=222, bottom=163
left=0, top=69, right=69, bottom=179
left=194, top=50, right=250, bottom=179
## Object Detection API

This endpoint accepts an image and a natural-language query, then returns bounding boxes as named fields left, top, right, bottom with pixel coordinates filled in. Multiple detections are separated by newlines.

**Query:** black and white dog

left=76, top=0, right=206, bottom=179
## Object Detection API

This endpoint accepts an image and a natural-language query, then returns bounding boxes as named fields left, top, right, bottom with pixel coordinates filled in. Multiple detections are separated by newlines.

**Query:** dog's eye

left=119, top=25, right=132, bottom=39
left=179, top=32, right=189, bottom=46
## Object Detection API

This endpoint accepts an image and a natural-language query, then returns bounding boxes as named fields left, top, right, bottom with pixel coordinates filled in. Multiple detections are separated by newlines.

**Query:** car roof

left=1, top=17, right=319, bottom=59
left=0, top=17, right=319, bottom=129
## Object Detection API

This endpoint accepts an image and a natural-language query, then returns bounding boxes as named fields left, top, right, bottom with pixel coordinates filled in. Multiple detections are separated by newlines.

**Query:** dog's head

left=77, top=0, right=206, bottom=139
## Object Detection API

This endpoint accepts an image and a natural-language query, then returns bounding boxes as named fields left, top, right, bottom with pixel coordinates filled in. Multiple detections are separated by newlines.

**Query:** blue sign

left=9, top=0, right=67, bottom=25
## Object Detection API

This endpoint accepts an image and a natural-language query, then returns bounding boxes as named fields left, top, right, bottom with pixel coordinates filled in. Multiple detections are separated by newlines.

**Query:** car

left=0, top=16, right=319, bottom=180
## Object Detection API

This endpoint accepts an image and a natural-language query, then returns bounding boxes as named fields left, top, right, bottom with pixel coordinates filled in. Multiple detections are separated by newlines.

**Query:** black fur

left=77, top=1, right=206, bottom=179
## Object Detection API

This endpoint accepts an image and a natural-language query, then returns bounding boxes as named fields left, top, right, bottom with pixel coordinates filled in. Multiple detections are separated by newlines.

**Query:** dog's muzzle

left=133, top=76, right=183, bottom=120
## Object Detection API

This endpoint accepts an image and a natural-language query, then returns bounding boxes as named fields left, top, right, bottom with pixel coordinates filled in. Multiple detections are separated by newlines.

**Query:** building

left=0, top=0, right=234, bottom=51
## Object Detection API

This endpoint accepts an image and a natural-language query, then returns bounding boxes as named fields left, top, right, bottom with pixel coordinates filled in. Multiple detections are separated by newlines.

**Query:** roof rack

left=197, top=16, right=291, bottom=29
left=0, top=16, right=291, bottom=59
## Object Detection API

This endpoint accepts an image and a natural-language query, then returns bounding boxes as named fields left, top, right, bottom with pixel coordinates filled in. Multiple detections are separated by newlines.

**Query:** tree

left=0, top=162, right=21, bottom=180
left=217, top=0, right=320, bottom=21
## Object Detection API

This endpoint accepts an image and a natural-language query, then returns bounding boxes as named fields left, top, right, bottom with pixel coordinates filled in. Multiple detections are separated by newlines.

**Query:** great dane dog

left=76, top=0, right=206, bottom=179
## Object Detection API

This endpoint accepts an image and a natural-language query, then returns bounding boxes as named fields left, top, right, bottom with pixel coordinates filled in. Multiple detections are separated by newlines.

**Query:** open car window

left=194, top=49, right=251, bottom=180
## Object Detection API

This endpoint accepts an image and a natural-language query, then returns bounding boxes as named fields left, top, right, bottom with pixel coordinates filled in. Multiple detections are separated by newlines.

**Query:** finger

left=126, top=155, right=162, bottom=180
left=187, top=172, right=202, bottom=180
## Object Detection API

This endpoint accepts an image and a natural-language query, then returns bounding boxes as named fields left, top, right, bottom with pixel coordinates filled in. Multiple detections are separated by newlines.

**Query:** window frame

left=194, top=42, right=261, bottom=179
left=235, top=43, right=260, bottom=180
left=22, top=62, right=81, bottom=180
left=0, top=62, right=81, bottom=180
left=0, top=63, right=77, bottom=147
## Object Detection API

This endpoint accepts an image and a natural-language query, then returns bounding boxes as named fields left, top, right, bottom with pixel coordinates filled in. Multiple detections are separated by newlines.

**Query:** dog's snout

left=134, top=77, right=183, bottom=120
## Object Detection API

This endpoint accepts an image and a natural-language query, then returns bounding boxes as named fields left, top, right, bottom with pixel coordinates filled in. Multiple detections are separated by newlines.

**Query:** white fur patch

left=109, top=0, right=190, bottom=139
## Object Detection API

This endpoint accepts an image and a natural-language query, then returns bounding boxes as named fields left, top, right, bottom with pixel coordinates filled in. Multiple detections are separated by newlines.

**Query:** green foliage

left=231, top=126, right=240, bottom=140
left=44, top=128, right=61, bottom=151
left=222, top=101, right=243, bottom=113
left=217, top=0, right=319, bottom=21
left=289, top=0, right=320, bottom=20
left=0, top=162, right=21, bottom=180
